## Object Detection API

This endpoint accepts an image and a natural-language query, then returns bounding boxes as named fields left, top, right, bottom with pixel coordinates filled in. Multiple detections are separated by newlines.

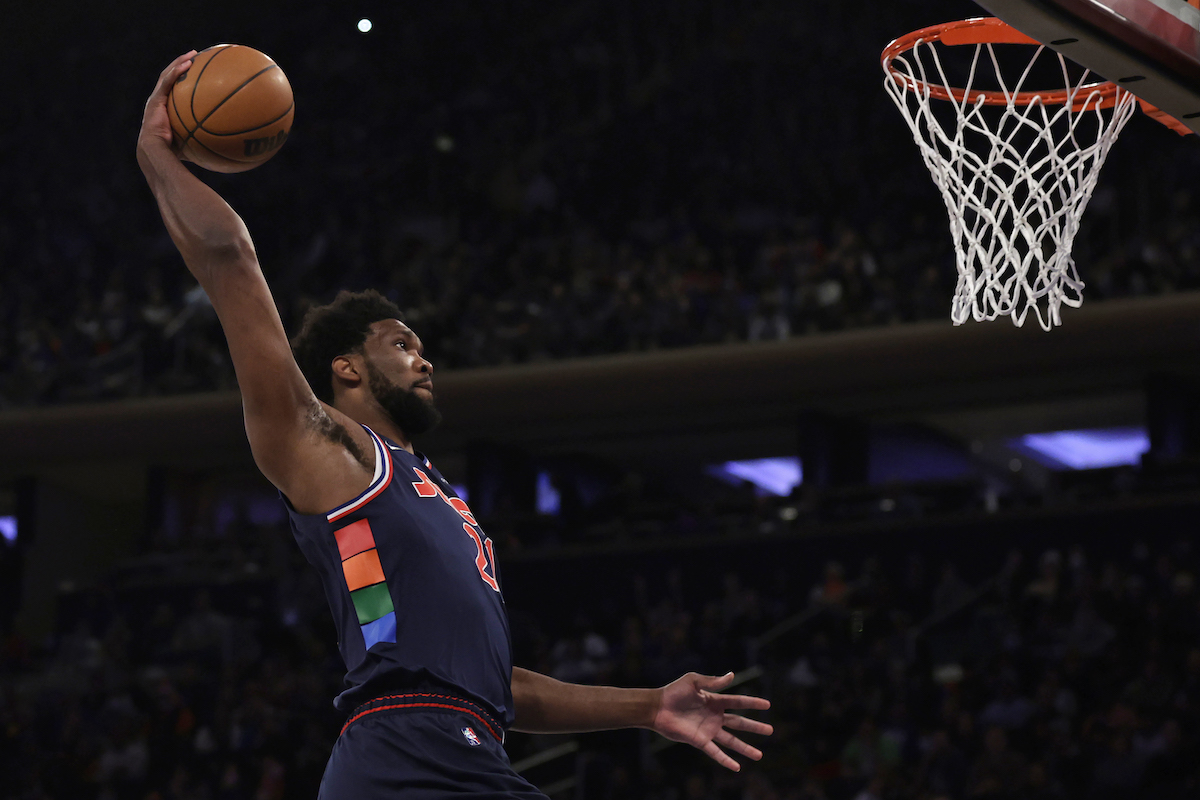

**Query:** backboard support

left=974, top=0, right=1200, bottom=133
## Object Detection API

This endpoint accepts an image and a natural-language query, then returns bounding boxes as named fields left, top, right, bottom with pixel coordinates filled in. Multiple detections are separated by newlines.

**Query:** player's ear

left=331, top=354, right=362, bottom=387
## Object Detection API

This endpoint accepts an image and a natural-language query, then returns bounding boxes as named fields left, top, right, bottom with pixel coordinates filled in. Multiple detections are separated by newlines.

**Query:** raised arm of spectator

left=510, top=667, right=772, bottom=772
left=136, top=52, right=375, bottom=512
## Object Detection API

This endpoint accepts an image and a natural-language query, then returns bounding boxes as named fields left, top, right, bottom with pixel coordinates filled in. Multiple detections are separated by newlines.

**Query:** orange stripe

left=342, top=549, right=385, bottom=592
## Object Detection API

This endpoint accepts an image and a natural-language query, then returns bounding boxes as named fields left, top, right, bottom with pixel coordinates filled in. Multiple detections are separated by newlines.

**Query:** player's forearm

left=137, top=139, right=257, bottom=282
left=509, top=667, right=661, bottom=734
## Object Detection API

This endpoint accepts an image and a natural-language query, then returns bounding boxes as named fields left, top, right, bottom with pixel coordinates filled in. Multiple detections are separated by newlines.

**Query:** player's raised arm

left=136, top=53, right=374, bottom=510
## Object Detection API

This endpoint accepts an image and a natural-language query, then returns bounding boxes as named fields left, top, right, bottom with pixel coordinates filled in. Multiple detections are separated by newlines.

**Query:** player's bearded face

left=364, top=358, right=442, bottom=435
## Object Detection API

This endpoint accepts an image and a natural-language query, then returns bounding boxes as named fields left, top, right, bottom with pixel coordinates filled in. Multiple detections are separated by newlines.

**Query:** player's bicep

left=198, top=255, right=345, bottom=470
left=193, top=252, right=375, bottom=505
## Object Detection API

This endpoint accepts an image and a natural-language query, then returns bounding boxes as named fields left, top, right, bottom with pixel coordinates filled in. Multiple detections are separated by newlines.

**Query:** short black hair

left=291, top=289, right=404, bottom=403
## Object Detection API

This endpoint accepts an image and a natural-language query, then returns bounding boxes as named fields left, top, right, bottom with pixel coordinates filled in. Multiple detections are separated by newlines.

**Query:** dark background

left=3, top=1, right=1200, bottom=799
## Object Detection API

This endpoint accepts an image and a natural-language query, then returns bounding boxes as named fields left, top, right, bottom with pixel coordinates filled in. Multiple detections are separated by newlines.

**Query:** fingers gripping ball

left=168, top=44, right=294, bottom=173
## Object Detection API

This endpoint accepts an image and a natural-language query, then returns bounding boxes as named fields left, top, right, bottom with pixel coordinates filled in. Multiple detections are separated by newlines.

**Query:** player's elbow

left=202, top=233, right=257, bottom=271
left=180, top=214, right=257, bottom=281
left=186, top=237, right=259, bottom=290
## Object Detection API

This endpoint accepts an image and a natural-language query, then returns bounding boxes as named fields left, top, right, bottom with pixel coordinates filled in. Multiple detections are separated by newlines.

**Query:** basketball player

left=138, top=52, right=772, bottom=798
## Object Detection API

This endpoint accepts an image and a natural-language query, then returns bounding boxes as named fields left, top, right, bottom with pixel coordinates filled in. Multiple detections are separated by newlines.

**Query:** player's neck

left=368, top=415, right=415, bottom=453
left=340, top=400, right=415, bottom=454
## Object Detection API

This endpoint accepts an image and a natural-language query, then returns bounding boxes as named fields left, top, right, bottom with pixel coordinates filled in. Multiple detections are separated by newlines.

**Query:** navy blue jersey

left=285, top=425, right=514, bottom=726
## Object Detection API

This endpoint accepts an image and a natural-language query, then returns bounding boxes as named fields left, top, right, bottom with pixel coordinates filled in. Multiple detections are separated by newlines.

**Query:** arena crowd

left=2, top=505, right=1198, bottom=799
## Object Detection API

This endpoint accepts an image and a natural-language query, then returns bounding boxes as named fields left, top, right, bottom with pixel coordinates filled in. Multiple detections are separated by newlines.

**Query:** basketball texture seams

left=187, top=44, right=236, bottom=129
left=201, top=68, right=293, bottom=135
left=172, top=45, right=232, bottom=150
left=201, top=100, right=294, bottom=137
left=166, top=44, right=294, bottom=173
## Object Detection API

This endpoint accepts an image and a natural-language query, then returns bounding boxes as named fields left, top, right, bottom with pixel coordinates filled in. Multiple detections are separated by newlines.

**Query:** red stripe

left=334, top=518, right=377, bottom=561
left=340, top=695, right=503, bottom=741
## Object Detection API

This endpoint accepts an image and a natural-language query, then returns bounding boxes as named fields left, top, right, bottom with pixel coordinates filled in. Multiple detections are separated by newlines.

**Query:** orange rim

left=882, top=17, right=1123, bottom=110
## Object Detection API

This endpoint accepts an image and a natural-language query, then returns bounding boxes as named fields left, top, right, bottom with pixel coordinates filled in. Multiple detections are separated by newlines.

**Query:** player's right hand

left=139, top=51, right=196, bottom=154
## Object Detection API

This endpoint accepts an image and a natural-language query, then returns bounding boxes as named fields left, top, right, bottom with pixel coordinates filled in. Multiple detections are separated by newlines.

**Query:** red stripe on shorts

left=340, top=692, right=503, bottom=742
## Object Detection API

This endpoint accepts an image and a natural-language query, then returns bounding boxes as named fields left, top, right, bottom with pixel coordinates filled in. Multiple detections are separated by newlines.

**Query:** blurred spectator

left=170, top=590, right=231, bottom=668
left=978, top=681, right=1035, bottom=732
left=932, top=562, right=971, bottom=618
left=549, top=616, right=613, bottom=684
left=840, top=717, right=899, bottom=790
left=915, top=730, right=968, bottom=798
left=810, top=562, right=849, bottom=608
left=966, top=726, right=1028, bottom=798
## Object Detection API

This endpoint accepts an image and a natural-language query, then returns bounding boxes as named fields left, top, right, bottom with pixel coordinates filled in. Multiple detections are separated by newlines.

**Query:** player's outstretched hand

left=651, top=672, right=773, bottom=772
left=139, top=51, right=196, bottom=154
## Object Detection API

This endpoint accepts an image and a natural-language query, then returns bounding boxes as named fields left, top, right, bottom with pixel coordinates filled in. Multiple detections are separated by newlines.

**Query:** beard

left=365, top=359, right=443, bottom=436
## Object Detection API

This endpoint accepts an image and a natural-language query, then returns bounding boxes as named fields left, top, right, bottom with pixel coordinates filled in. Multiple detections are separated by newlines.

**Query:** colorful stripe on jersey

left=334, top=518, right=396, bottom=648
left=329, top=427, right=396, bottom=650
left=327, top=427, right=393, bottom=523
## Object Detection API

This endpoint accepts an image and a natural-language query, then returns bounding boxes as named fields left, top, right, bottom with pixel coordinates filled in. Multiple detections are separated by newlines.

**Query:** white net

left=884, top=33, right=1139, bottom=329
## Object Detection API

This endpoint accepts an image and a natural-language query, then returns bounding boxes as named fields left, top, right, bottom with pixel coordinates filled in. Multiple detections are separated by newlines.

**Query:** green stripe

left=350, top=582, right=394, bottom=625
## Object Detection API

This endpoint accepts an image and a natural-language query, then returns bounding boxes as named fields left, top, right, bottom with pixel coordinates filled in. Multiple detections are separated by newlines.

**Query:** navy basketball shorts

left=319, top=694, right=549, bottom=800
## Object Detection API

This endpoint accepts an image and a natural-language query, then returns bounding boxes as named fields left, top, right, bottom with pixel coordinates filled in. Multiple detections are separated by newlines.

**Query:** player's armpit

left=248, top=399, right=378, bottom=515
left=304, top=400, right=372, bottom=469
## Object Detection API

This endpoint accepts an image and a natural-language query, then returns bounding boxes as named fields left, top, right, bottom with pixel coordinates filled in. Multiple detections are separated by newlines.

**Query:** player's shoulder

left=267, top=401, right=382, bottom=516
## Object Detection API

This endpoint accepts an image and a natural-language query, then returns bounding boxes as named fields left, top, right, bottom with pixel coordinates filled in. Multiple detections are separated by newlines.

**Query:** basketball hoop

left=882, top=17, right=1139, bottom=330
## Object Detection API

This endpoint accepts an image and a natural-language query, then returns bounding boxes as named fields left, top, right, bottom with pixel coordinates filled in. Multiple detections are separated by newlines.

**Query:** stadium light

left=536, top=472, right=561, bottom=515
left=707, top=457, right=802, bottom=497
left=0, top=516, right=16, bottom=545
left=1013, top=427, right=1149, bottom=470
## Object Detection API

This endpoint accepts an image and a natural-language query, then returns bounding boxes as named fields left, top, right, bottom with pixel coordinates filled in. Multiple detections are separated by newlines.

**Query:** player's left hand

left=651, top=672, right=772, bottom=771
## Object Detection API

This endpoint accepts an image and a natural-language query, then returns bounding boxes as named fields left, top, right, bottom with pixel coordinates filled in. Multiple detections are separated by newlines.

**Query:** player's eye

left=396, top=341, right=407, bottom=349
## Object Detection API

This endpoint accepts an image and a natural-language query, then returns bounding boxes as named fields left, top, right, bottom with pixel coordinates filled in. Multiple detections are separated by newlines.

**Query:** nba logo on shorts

left=461, top=726, right=481, bottom=746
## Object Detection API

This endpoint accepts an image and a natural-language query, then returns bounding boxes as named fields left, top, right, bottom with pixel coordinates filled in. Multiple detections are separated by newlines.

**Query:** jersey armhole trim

left=327, top=426, right=393, bottom=522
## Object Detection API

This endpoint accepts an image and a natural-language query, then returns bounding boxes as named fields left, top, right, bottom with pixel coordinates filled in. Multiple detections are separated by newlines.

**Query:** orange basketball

left=168, top=44, right=294, bottom=173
